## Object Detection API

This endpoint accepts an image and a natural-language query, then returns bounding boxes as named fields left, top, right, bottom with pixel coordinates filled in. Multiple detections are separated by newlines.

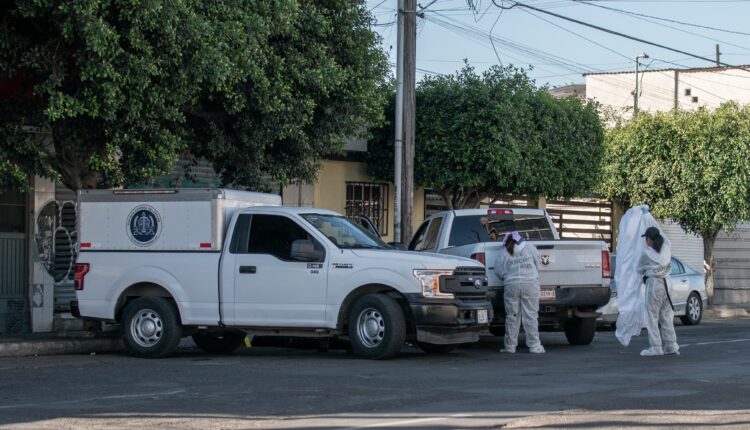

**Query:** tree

left=366, top=64, right=604, bottom=210
left=0, top=1, right=388, bottom=191
left=598, top=103, right=750, bottom=302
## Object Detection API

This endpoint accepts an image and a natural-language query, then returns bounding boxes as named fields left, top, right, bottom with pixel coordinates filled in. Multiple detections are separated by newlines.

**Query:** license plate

left=477, top=309, right=489, bottom=324
left=540, top=288, right=556, bottom=301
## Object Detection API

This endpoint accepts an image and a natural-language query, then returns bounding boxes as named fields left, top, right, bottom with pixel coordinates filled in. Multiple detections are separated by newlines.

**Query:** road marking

left=0, top=389, right=186, bottom=410
left=681, top=338, right=750, bottom=348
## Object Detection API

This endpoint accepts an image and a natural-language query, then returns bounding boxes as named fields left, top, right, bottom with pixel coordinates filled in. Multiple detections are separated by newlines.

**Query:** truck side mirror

left=291, top=239, right=325, bottom=262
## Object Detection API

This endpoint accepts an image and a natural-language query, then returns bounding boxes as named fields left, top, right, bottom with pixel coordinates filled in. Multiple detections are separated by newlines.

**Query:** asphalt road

left=1, top=319, right=750, bottom=429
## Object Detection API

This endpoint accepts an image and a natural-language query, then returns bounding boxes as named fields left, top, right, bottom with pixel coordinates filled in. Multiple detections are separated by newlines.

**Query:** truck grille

left=440, top=267, right=488, bottom=301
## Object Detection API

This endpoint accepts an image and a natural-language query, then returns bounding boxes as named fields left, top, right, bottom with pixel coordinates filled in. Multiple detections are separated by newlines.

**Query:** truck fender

left=109, top=266, right=189, bottom=322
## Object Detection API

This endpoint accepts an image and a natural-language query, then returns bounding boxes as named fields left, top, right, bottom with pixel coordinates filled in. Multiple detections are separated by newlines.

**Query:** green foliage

left=366, top=64, right=604, bottom=208
left=0, top=0, right=388, bottom=191
left=598, top=103, right=750, bottom=238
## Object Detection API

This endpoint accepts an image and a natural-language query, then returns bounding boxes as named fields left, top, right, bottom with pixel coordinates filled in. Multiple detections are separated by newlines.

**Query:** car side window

left=408, top=221, right=430, bottom=250
left=670, top=258, right=684, bottom=275
left=419, top=217, right=444, bottom=251
left=245, top=214, right=324, bottom=261
left=230, top=214, right=252, bottom=254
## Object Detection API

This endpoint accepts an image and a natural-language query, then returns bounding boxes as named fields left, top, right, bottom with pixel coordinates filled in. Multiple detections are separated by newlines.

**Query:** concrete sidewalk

left=0, top=331, right=123, bottom=357
left=704, top=304, right=750, bottom=319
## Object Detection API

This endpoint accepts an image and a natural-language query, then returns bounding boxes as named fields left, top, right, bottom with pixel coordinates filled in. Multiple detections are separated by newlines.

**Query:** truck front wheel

left=563, top=317, right=596, bottom=345
left=122, top=297, right=182, bottom=358
left=348, top=294, right=406, bottom=359
left=192, top=332, right=246, bottom=354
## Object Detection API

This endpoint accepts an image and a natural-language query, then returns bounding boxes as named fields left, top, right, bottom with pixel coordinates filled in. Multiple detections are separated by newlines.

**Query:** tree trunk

left=702, top=230, right=718, bottom=305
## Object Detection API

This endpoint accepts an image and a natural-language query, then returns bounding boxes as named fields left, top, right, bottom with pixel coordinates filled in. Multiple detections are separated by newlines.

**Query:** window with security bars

left=346, top=182, right=388, bottom=236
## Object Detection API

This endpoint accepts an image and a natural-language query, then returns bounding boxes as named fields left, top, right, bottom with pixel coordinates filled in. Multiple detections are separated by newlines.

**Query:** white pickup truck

left=72, top=189, right=492, bottom=359
left=409, top=208, right=611, bottom=345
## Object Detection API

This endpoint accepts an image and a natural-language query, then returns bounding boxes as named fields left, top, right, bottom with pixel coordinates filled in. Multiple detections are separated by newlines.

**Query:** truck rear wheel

left=122, top=297, right=182, bottom=358
left=192, top=332, right=246, bottom=354
left=348, top=294, right=406, bottom=359
left=563, top=317, right=596, bottom=346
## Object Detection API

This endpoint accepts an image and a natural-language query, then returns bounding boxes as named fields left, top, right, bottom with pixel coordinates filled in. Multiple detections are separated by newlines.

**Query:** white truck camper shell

left=78, top=188, right=281, bottom=252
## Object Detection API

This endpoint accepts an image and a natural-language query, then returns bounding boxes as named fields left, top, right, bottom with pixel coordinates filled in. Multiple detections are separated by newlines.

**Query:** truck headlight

left=413, top=270, right=454, bottom=299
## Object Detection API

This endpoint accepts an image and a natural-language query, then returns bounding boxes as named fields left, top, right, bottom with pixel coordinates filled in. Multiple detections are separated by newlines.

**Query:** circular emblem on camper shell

left=127, top=205, right=162, bottom=246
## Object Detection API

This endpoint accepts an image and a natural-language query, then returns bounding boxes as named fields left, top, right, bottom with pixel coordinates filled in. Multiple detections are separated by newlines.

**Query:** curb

left=0, top=338, right=124, bottom=358
left=704, top=306, right=750, bottom=320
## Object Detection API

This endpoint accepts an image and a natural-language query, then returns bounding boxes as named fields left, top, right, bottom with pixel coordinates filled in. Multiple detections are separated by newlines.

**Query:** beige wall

left=284, top=160, right=425, bottom=243
left=586, top=67, right=750, bottom=121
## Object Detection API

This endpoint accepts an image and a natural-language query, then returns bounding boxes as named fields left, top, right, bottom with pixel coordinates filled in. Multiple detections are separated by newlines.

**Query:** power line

left=519, top=7, right=633, bottom=62
left=572, top=0, right=750, bottom=53
left=572, top=0, right=750, bottom=37
left=503, top=1, right=750, bottom=72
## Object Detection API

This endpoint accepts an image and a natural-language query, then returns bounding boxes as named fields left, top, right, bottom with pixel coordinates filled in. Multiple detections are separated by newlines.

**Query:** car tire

left=417, top=342, right=459, bottom=354
left=122, top=297, right=182, bottom=358
left=563, top=317, right=596, bottom=346
left=348, top=294, right=406, bottom=359
left=192, top=331, right=246, bottom=354
left=680, top=292, right=703, bottom=326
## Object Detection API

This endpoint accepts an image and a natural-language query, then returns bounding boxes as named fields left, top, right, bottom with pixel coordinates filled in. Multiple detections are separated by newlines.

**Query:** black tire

left=563, top=317, right=597, bottom=346
left=122, top=297, right=182, bottom=358
left=347, top=294, right=406, bottom=359
left=680, top=292, right=703, bottom=326
left=417, top=342, right=459, bottom=354
left=192, top=331, right=246, bottom=354
left=489, top=326, right=504, bottom=337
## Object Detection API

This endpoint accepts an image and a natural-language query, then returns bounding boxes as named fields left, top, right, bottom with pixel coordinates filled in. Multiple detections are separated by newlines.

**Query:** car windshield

left=301, top=214, right=388, bottom=249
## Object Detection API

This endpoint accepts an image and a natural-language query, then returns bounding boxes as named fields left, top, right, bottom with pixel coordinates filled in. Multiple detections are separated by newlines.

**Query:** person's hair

left=651, top=234, right=664, bottom=253
left=505, top=239, right=516, bottom=256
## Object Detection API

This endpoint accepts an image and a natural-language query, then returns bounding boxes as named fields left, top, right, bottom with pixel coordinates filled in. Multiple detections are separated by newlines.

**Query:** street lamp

left=634, top=53, right=649, bottom=116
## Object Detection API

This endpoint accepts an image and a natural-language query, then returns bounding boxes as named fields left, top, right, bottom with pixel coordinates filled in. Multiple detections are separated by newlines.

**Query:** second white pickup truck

left=409, top=208, right=611, bottom=345
left=73, top=189, right=492, bottom=359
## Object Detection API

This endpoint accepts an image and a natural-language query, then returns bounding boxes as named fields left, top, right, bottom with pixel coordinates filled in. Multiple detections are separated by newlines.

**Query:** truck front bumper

left=488, top=286, right=611, bottom=326
left=405, top=294, right=493, bottom=344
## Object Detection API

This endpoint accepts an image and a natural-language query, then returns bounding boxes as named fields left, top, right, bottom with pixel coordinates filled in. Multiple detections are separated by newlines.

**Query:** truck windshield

left=448, top=214, right=556, bottom=247
left=301, top=214, right=388, bottom=249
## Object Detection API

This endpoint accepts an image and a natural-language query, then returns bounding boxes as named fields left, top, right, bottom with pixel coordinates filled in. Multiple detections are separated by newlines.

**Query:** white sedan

left=598, top=255, right=708, bottom=326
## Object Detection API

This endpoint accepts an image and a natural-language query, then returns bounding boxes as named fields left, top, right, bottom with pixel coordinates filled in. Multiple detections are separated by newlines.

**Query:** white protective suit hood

left=614, top=205, right=671, bottom=347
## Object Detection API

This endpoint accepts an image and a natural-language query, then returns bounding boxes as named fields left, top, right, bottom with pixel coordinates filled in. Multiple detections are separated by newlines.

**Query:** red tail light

left=74, top=263, right=90, bottom=290
left=488, top=209, right=513, bottom=216
left=602, top=251, right=611, bottom=278
left=470, top=252, right=486, bottom=266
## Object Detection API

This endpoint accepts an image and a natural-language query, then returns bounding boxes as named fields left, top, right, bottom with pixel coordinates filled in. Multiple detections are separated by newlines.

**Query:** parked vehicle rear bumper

left=488, top=285, right=611, bottom=326
left=405, top=294, right=493, bottom=344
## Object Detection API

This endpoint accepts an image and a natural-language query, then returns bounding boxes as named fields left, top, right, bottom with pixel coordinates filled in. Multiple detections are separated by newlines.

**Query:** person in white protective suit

left=494, top=231, right=545, bottom=354
left=638, top=226, right=680, bottom=356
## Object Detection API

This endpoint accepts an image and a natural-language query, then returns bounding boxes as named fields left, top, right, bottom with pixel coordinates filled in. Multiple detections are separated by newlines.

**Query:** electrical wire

left=572, top=0, right=750, bottom=52
left=571, top=0, right=750, bottom=37
left=502, top=1, right=750, bottom=72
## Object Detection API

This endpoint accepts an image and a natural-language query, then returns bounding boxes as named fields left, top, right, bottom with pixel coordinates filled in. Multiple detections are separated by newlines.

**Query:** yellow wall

left=314, top=160, right=425, bottom=243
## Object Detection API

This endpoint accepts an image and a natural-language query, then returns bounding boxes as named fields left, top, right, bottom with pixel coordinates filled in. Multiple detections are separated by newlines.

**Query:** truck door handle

left=680, top=279, right=688, bottom=283
left=239, top=265, right=257, bottom=274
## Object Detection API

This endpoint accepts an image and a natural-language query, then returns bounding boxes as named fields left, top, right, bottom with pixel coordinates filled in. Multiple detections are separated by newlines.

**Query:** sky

left=366, top=0, right=750, bottom=88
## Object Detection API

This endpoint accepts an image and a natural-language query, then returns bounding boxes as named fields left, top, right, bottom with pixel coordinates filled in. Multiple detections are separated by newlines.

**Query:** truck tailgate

left=481, top=240, right=607, bottom=287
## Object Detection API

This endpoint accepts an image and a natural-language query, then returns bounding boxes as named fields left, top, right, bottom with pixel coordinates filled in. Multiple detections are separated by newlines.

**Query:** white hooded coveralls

left=494, top=241, right=543, bottom=352
left=637, top=242, right=679, bottom=354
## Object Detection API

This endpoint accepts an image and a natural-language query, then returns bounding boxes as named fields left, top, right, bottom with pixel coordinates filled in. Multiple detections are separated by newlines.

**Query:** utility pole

left=634, top=53, right=649, bottom=116
left=401, top=0, right=416, bottom=244
left=393, top=0, right=404, bottom=243
left=716, top=44, right=721, bottom=67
